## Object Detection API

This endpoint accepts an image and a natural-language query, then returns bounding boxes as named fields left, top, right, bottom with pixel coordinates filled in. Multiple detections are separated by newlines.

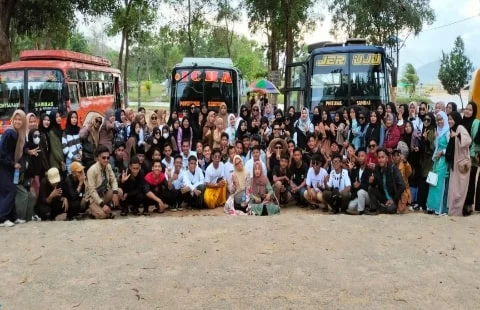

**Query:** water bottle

left=13, top=168, right=20, bottom=185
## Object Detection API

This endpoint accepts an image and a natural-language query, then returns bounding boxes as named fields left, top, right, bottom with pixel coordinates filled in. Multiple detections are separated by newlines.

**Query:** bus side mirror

left=62, top=83, right=70, bottom=101
left=391, top=68, right=398, bottom=88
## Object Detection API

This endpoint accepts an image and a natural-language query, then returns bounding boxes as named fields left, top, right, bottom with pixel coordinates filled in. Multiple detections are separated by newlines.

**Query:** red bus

left=0, top=50, right=122, bottom=134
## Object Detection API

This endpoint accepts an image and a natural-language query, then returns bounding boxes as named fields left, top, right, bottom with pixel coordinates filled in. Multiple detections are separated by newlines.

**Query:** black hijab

left=65, top=111, right=80, bottom=135
left=48, top=110, right=63, bottom=139
left=462, top=102, right=477, bottom=134
left=38, top=113, right=51, bottom=133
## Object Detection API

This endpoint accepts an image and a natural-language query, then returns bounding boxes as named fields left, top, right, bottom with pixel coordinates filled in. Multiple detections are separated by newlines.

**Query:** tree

left=0, top=0, right=117, bottom=65
left=400, top=63, right=419, bottom=96
left=438, top=36, right=474, bottom=108
left=67, top=32, right=91, bottom=54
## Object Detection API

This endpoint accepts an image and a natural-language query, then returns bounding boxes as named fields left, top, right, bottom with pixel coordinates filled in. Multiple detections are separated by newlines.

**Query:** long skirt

left=204, top=184, right=227, bottom=209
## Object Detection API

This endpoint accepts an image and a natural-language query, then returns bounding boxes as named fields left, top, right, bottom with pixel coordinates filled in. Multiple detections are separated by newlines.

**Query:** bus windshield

left=311, top=52, right=387, bottom=109
left=0, top=69, right=64, bottom=119
left=171, top=68, right=235, bottom=111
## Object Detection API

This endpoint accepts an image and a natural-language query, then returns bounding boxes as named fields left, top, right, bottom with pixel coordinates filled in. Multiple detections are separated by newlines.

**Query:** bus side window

left=69, top=83, right=79, bottom=111
left=86, top=82, right=93, bottom=97
left=93, top=82, right=100, bottom=96
left=79, top=82, right=86, bottom=97
left=99, top=82, right=105, bottom=96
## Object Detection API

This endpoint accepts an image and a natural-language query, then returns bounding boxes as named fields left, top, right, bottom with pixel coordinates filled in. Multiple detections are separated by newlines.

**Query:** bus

left=0, top=50, right=122, bottom=134
left=469, top=69, right=480, bottom=118
left=283, top=38, right=395, bottom=114
left=170, top=58, right=245, bottom=117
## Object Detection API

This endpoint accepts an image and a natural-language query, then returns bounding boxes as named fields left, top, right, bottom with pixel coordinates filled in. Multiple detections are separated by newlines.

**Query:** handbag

left=426, top=171, right=438, bottom=186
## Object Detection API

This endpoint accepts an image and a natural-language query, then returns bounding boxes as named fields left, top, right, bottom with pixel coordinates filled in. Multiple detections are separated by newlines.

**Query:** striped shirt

left=62, top=133, right=82, bottom=160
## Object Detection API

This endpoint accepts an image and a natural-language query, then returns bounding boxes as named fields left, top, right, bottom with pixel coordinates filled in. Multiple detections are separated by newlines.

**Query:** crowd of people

left=1, top=98, right=480, bottom=227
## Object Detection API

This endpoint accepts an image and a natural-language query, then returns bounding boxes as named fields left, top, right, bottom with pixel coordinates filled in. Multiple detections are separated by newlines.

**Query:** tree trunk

left=270, top=27, right=278, bottom=71
left=284, top=0, right=293, bottom=88
left=118, top=29, right=125, bottom=71
left=186, top=0, right=194, bottom=57
left=123, top=34, right=130, bottom=105
left=459, top=93, right=464, bottom=109
left=0, top=0, right=16, bottom=65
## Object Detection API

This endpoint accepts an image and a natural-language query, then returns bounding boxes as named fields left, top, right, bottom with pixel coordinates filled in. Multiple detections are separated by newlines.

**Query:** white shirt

left=182, top=166, right=204, bottom=193
left=306, top=167, right=329, bottom=192
left=162, top=157, right=174, bottom=171
left=205, top=162, right=225, bottom=184
left=165, top=168, right=184, bottom=190
left=223, top=161, right=235, bottom=185
left=245, top=158, right=267, bottom=177
left=327, top=169, right=351, bottom=192
left=181, top=151, right=197, bottom=170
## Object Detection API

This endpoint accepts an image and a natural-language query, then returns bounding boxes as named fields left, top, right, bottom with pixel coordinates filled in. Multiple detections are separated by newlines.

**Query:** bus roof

left=20, top=50, right=111, bottom=66
left=310, top=45, right=386, bottom=55
left=175, top=58, right=235, bottom=69
left=0, top=59, right=121, bottom=75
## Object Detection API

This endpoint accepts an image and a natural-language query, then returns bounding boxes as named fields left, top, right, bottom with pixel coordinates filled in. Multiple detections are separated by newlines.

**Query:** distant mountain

left=415, top=60, right=441, bottom=85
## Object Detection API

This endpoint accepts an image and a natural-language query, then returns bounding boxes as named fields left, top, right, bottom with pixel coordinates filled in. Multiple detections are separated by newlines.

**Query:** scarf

left=48, top=110, right=63, bottom=139
left=462, top=102, right=477, bottom=134
left=433, top=111, right=449, bottom=160
left=65, top=111, right=80, bottom=135
left=9, top=109, right=27, bottom=163
left=233, top=155, right=248, bottom=194
left=251, top=161, right=268, bottom=196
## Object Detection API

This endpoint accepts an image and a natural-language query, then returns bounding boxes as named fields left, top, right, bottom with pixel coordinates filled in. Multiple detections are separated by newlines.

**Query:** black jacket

left=370, top=163, right=406, bottom=203
left=120, top=170, right=145, bottom=197
left=349, top=165, right=373, bottom=197
left=64, top=175, right=85, bottom=202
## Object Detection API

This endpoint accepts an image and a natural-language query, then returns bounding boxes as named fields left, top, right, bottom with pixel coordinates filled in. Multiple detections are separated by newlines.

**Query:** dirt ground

left=1, top=209, right=480, bottom=309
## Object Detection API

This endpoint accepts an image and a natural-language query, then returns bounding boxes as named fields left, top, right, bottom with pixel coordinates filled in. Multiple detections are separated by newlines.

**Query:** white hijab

left=433, top=111, right=449, bottom=160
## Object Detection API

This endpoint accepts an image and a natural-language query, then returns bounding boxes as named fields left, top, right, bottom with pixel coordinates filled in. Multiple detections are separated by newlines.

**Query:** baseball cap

left=70, top=161, right=84, bottom=173
left=47, top=168, right=61, bottom=184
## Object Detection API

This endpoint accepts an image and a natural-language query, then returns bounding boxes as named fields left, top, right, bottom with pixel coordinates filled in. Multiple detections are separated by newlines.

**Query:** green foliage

left=329, top=0, right=435, bottom=45
left=143, top=80, right=152, bottom=96
left=400, top=63, right=419, bottom=96
left=438, top=36, right=474, bottom=106
left=66, top=32, right=91, bottom=54
left=396, top=96, right=432, bottom=105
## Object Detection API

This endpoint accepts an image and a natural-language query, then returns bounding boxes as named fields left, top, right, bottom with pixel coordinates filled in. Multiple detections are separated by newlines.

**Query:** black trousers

left=416, top=177, right=430, bottom=209
left=145, top=189, right=179, bottom=207
left=465, top=166, right=480, bottom=211
left=123, top=191, right=145, bottom=208
left=368, top=187, right=397, bottom=214
left=36, top=200, right=80, bottom=220
left=323, top=190, right=350, bottom=213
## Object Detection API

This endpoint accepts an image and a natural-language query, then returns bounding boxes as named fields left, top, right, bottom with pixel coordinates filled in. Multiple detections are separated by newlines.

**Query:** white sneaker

left=0, top=220, right=15, bottom=227
left=14, top=219, right=26, bottom=224
left=32, top=215, right=42, bottom=221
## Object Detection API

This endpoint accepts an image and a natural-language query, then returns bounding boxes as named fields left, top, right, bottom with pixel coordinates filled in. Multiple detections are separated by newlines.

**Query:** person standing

left=463, top=102, right=480, bottom=212
left=48, top=110, right=66, bottom=173
left=426, top=111, right=450, bottom=215
left=62, top=111, right=82, bottom=174
left=446, top=112, right=472, bottom=216
left=0, top=110, right=27, bottom=227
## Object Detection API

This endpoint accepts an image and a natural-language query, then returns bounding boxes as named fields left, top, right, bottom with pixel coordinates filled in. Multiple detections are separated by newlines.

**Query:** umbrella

left=249, top=79, right=280, bottom=94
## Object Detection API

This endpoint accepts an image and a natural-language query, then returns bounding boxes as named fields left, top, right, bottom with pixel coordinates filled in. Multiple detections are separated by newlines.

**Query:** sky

left=80, top=0, right=480, bottom=72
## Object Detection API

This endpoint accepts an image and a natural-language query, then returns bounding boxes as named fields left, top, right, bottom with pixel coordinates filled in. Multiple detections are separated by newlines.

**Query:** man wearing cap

left=37, top=167, right=77, bottom=220
left=64, top=161, right=87, bottom=218
left=85, top=145, right=124, bottom=219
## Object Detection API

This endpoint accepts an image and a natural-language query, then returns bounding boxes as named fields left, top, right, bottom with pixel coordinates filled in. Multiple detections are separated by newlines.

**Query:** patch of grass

left=127, top=82, right=168, bottom=102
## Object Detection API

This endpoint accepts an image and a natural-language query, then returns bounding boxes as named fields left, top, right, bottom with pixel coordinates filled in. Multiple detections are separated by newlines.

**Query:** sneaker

left=0, top=220, right=15, bottom=227
left=169, top=205, right=178, bottom=212
left=177, top=203, right=183, bottom=211
left=32, top=215, right=42, bottom=221
left=346, top=208, right=360, bottom=215
left=14, top=219, right=26, bottom=224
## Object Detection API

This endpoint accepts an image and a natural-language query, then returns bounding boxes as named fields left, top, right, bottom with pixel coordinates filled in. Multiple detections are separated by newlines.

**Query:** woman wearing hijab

left=99, top=109, right=116, bottom=153
left=125, top=120, right=144, bottom=166
left=397, top=104, right=409, bottom=135
left=445, top=112, right=472, bottom=216
left=416, top=112, right=436, bottom=210
left=264, top=103, right=275, bottom=124
left=62, top=111, right=82, bottom=174
left=364, top=111, right=384, bottom=148
left=191, top=109, right=203, bottom=149
left=37, top=113, right=51, bottom=178
left=236, top=104, right=251, bottom=129
left=0, top=109, right=27, bottom=227
left=247, top=161, right=275, bottom=208
left=383, top=112, right=401, bottom=153
left=293, top=107, right=314, bottom=150
left=426, top=111, right=450, bottom=215
left=26, top=112, right=38, bottom=140
left=167, top=110, right=179, bottom=128
left=48, top=110, right=65, bottom=172
left=236, top=120, right=249, bottom=141
left=332, top=110, right=347, bottom=146
left=446, top=102, right=457, bottom=115
left=79, top=115, right=102, bottom=170
left=225, top=114, right=237, bottom=145
left=227, top=155, right=250, bottom=213
left=218, top=102, right=229, bottom=127
left=177, top=117, right=193, bottom=152
left=462, top=102, right=480, bottom=212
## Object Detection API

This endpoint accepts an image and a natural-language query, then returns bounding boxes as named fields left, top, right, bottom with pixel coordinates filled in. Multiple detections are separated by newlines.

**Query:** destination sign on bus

left=315, top=55, right=346, bottom=66
left=174, top=69, right=233, bottom=84
left=351, top=54, right=381, bottom=66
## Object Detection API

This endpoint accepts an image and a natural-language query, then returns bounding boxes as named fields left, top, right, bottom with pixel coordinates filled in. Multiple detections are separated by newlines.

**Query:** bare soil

left=1, top=209, right=480, bottom=309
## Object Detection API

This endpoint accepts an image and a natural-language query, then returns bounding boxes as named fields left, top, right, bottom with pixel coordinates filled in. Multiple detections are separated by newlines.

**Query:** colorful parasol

left=249, top=79, right=280, bottom=94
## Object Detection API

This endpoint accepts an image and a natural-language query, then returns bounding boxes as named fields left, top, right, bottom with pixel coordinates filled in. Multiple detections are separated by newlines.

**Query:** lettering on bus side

left=0, top=103, right=19, bottom=109
left=325, top=101, right=343, bottom=106
left=34, top=102, right=55, bottom=108
left=356, top=100, right=371, bottom=106
left=315, top=55, right=346, bottom=66
left=351, top=54, right=381, bottom=66
left=175, top=70, right=233, bottom=84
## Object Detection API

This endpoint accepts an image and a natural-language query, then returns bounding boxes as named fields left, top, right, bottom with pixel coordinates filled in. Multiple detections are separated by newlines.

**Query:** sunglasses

left=95, top=119, right=102, bottom=123
left=151, top=116, right=157, bottom=120
left=275, top=146, right=282, bottom=149
left=369, top=144, right=377, bottom=148
left=33, top=134, right=40, bottom=138
left=419, top=107, right=426, bottom=111
left=312, top=161, right=320, bottom=166
left=154, top=132, right=160, bottom=135
left=100, top=156, right=109, bottom=160
left=252, top=108, right=259, bottom=111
